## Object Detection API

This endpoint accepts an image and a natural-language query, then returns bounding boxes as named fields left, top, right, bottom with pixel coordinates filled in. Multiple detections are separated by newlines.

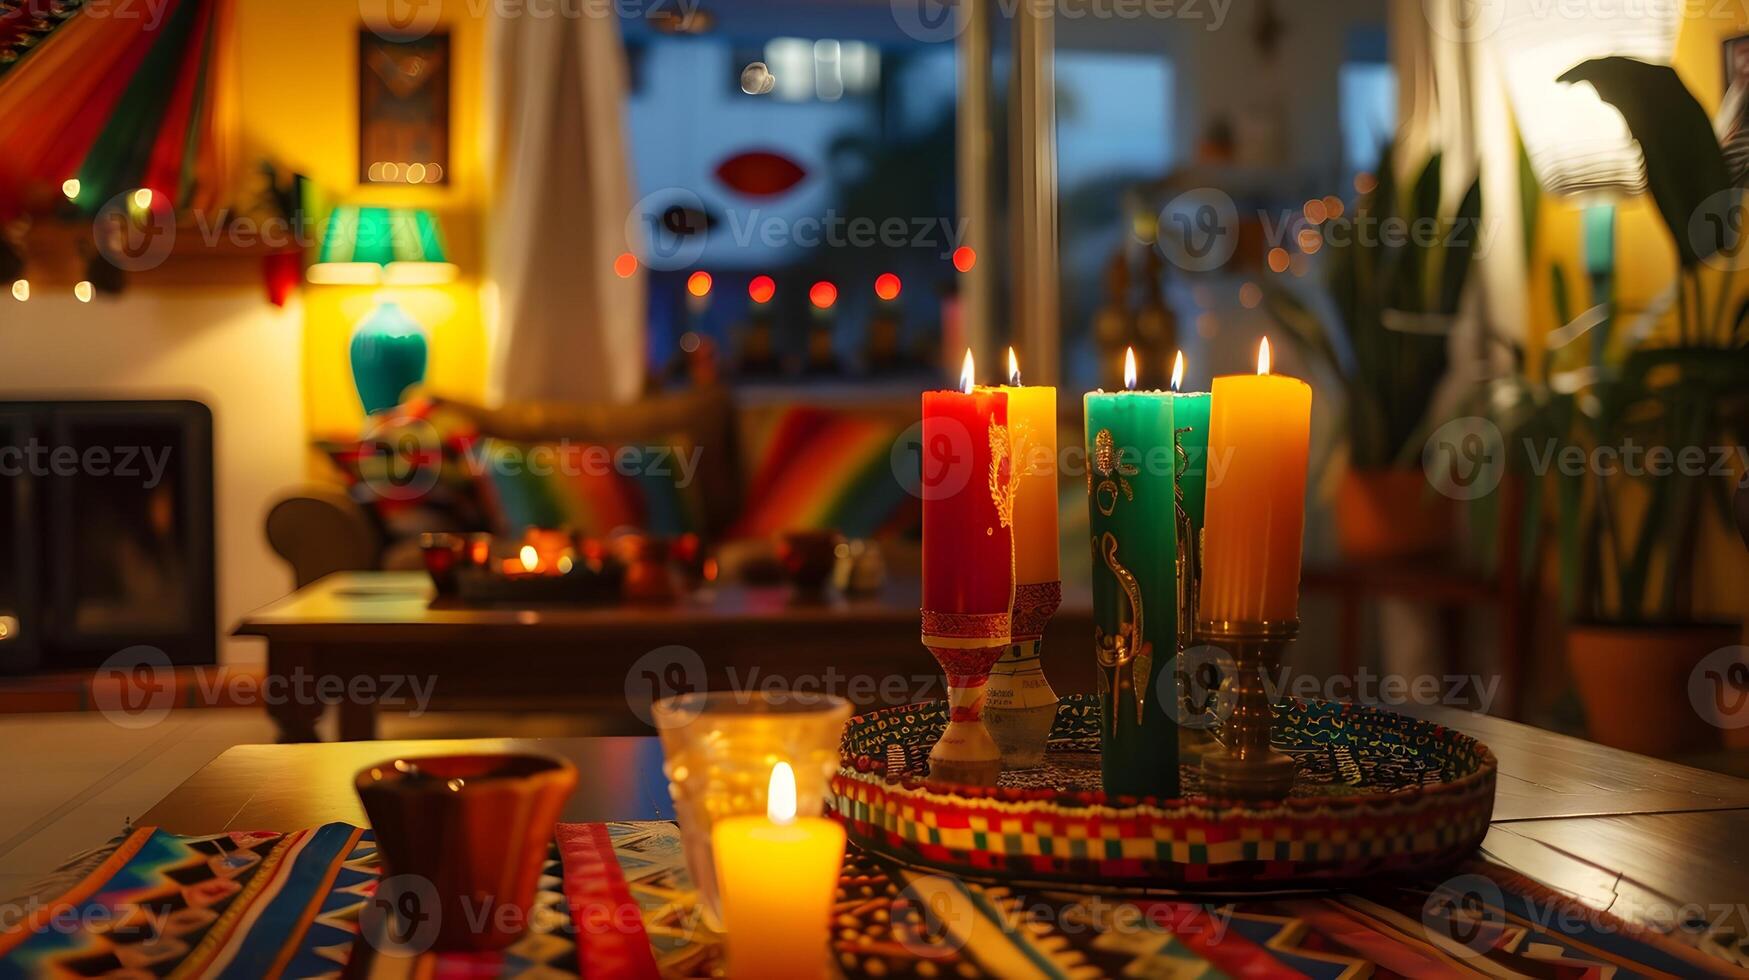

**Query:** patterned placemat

left=1, top=821, right=1742, bottom=978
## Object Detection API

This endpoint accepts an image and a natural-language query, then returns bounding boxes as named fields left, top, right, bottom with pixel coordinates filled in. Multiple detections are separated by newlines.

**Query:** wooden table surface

left=236, top=571, right=1094, bottom=643
left=138, top=707, right=1749, bottom=936
left=234, top=572, right=1098, bottom=742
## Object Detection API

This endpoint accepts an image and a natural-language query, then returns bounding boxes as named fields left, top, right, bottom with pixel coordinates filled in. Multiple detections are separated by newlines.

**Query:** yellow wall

left=233, top=0, right=489, bottom=441
left=1530, top=12, right=1749, bottom=354
left=1526, top=9, right=1749, bottom=621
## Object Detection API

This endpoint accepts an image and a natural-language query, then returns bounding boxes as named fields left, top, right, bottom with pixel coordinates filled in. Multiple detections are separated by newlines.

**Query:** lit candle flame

left=1007, top=346, right=1021, bottom=387
left=1123, top=347, right=1137, bottom=391
left=1257, top=337, right=1272, bottom=375
left=519, top=545, right=539, bottom=572
left=767, top=761, right=797, bottom=826
left=959, top=349, right=975, bottom=394
left=1171, top=351, right=1185, bottom=392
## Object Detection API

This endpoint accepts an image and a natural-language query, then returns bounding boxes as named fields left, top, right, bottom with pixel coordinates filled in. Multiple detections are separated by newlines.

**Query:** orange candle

left=994, top=347, right=1058, bottom=586
left=1198, top=338, right=1312, bottom=623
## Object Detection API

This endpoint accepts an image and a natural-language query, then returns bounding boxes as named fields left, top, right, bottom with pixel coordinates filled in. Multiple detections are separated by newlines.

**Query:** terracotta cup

left=356, top=754, right=577, bottom=951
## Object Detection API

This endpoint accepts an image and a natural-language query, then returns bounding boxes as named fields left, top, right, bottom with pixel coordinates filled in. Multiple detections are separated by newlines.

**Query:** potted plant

left=1264, top=145, right=1482, bottom=560
left=1476, top=57, right=1749, bottom=755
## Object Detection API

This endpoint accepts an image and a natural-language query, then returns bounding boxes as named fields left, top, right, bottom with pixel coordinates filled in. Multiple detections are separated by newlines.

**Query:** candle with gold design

left=1170, top=351, right=1216, bottom=756
left=1198, top=338, right=1312, bottom=624
left=920, top=350, right=1012, bottom=785
left=1083, top=347, right=1179, bottom=798
left=1170, top=351, right=1212, bottom=535
left=982, top=348, right=1061, bottom=769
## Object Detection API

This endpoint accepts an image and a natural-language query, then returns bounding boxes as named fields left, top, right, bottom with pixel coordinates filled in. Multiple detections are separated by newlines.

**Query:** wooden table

left=139, top=707, right=1749, bottom=938
left=234, top=572, right=1097, bottom=742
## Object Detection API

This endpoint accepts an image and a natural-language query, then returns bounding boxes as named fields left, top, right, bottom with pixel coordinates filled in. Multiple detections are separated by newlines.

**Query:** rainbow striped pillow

left=730, top=406, right=917, bottom=539
left=473, top=437, right=706, bottom=539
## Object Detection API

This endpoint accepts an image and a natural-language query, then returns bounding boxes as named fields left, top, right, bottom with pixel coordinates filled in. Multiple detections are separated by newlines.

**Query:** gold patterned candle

left=982, top=348, right=1061, bottom=769
left=1084, top=347, right=1179, bottom=798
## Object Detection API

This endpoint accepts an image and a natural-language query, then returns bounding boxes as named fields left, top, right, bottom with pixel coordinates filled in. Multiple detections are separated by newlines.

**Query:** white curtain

left=485, top=9, right=645, bottom=405
left=1393, top=0, right=1528, bottom=354
left=1385, top=0, right=1530, bottom=680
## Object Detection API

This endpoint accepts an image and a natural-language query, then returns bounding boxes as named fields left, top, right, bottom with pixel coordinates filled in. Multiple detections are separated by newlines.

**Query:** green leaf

left=1519, top=470, right=1545, bottom=583
left=1559, top=57, right=1732, bottom=267
left=1398, top=154, right=1443, bottom=309
left=1556, top=468, right=1584, bottom=617
left=1437, top=177, right=1483, bottom=314
left=1550, top=262, right=1572, bottom=331
left=1518, top=136, right=1541, bottom=260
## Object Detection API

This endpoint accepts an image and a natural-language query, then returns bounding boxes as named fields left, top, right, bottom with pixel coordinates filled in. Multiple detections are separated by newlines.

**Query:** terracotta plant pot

left=1334, top=467, right=1454, bottom=561
left=1566, top=622, right=1742, bottom=757
left=356, top=754, right=577, bottom=951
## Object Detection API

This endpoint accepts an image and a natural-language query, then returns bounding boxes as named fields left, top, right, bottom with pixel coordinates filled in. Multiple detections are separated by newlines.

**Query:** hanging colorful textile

left=0, top=0, right=234, bottom=221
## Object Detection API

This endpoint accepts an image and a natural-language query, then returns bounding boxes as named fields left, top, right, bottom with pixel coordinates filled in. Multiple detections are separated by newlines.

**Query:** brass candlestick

left=1197, top=618, right=1298, bottom=800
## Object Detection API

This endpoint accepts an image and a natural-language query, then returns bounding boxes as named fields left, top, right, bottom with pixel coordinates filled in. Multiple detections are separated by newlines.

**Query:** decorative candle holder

left=651, top=691, right=851, bottom=930
left=984, top=581, right=1062, bottom=769
left=921, top=609, right=1011, bottom=786
left=1197, top=618, right=1299, bottom=800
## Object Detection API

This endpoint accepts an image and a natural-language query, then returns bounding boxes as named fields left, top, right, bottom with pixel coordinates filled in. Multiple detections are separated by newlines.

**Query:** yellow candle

left=996, top=347, right=1059, bottom=585
left=1198, top=338, right=1312, bottom=623
left=711, top=762, right=845, bottom=980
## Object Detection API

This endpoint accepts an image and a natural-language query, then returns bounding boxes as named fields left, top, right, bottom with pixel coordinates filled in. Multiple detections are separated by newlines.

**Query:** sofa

left=265, top=385, right=926, bottom=587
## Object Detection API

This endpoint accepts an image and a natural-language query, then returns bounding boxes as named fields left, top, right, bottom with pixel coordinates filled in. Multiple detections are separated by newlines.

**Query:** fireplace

left=0, top=401, right=215, bottom=673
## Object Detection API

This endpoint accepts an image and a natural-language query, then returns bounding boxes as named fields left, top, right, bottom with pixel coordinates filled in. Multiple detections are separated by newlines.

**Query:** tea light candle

left=1198, top=338, right=1312, bottom=624
left=712, top=762, right=845, bottom=980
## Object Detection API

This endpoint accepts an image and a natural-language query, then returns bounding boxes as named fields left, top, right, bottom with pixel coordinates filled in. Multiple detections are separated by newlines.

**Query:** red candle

left=921, top=351, right=1014, bottom=619
left=920, top=350, right=1013, bottom=785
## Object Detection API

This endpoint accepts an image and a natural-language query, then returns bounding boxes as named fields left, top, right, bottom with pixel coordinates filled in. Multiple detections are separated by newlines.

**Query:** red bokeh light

left=687, top=271, right=713, bottom=297
left=874, top=273, right=902, bottom=301
left=809, top=281, right=838, bottom=309
left=613, top=252, right=638, bottom=278
left=748, top=275, right=776, bottom=304
left=952, top=246, right=976, bottom=273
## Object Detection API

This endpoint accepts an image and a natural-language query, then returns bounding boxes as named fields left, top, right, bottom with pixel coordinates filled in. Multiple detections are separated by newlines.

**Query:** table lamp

left=309, top=206, right=459, bottom=415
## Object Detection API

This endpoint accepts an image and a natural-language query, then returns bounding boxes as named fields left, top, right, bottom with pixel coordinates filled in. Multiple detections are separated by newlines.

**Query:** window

left=752, top=38, right=881, bottom=102
left=624, top=33, right=953, bottom=382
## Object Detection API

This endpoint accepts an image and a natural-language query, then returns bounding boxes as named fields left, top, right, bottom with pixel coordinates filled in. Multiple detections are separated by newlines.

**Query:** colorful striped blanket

left=0, top=821, right=1739, bottom=978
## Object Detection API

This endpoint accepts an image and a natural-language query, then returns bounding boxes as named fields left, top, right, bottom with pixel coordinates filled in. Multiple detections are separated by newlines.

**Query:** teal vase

left=350, top=302, right=428, bottom=415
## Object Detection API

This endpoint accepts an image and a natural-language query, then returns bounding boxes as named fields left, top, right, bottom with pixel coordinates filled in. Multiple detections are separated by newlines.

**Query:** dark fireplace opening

left=0, top=401, right=215, bottom=674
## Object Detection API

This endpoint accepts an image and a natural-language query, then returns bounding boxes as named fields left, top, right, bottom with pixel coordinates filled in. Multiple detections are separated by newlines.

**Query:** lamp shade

left=1491, top=0, right=1680, bottom=197
left=309, top=207, right=459, bottom=285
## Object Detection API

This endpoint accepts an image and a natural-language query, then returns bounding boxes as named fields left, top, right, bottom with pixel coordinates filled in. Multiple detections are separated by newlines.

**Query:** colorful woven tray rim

left=838, top=695, right=1498, bottom=813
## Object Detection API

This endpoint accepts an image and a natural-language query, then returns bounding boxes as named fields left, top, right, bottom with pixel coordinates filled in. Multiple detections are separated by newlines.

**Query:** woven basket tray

left=831, top=694, right=1496, bottom=889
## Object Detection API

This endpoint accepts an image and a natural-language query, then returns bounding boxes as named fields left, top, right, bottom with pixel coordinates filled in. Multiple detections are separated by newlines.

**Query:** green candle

left=1171, top=351, right=1212, bottom=535
left=1084, top=349, right=1180, bottom=799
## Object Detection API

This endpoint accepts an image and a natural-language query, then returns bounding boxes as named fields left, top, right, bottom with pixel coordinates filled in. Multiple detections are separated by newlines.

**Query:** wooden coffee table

left=137, top=712, right=1749, bottom=938
left=234, top=572, right=1096, bottom=742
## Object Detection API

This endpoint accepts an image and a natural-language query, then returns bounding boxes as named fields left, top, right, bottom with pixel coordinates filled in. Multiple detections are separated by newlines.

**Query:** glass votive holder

left=652, top=690, right=851, bottom=931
